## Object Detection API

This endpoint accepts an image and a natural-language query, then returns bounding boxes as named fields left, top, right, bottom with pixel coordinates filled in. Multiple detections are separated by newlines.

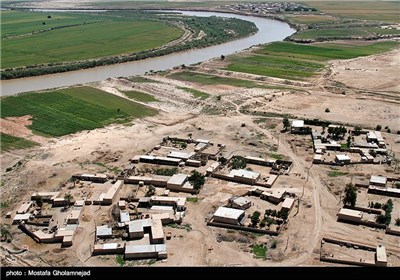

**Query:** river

left=1, top=10, right=295, bottom=96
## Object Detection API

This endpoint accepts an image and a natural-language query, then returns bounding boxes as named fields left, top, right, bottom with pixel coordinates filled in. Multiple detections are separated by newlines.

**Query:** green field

left=178, top=87, right=210, bottom=99
left=0, top=87, right=157, bottom=137
left=128, top=76, right=160, bottom=83
left=168, top=72, right=269, bottom=88
left=293, top=27, right=400, bottom=40
left=224, top=41, right=399, bottom=80
left=1, top=11, right=183, bottom=68
left=123, top=90, right=159, bottom=103
left=1, top=133, right=38, bottom=151
left=309, top=1, right=400, bottom=23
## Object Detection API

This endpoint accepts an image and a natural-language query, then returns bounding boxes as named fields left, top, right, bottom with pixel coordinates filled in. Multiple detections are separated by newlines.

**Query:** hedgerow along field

left=0, top=87, right=157, bottom=137
left=1, top=133, right=38, bottom=152
left=1, top=10, right=184, bottom=68
left=224, top=41, right=399, bottom=80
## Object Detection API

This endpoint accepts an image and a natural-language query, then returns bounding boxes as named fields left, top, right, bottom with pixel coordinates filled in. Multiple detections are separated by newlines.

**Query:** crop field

left=309, top=1, right=400, bottom=23
left=224, top=41, right=399, bottom=80
left=292, top=27, right=400, bottom=40
left=285, top=14, right=339, bottom=24
left=0, top=87, right=157, bottom=137
left=168, top=72, right=270, bottom=88
left=123, top=90, right=159, bottom=103
left=1, top=11, right=183, bottom=68
left=1, top=133, right=38, bottom=152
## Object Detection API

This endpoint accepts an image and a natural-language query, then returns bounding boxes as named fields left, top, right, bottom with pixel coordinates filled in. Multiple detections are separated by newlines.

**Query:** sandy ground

left=1, top=46, right=400, bottom=267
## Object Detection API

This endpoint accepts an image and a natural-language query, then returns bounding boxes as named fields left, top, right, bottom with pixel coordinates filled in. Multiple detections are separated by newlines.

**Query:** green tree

left=251, top=211, right=261, bottom=226
left=283, top=117, right=290, bottom=131
left=188, top=170, right=205, bottom=190
left=231, top=156, right=247, bottom=169
left=64, top=193, right=73, bottom=207
left=343, top=183, right=357, bottom=207
left=376, top=125, right=382, bottom=131
left=36, top=195, right=43, bottom=208
left=0, top=224, right=12, bottom=242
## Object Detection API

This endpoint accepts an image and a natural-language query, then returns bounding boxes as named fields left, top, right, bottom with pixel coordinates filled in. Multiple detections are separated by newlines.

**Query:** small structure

left=167, top=151, right=195, bottom=161
left=13, top=213, right=31, bottom=224
left=206, top=162, right=221, bottom=175
left=96, top=225, right=112, bottom=239
left=73, top=173, right=108, bottom=183
left=127, top=219, right=164, bottom=244
left=261, top=189, right=286, bottom=204
left=66, top=209, right=82, bottom=224
left=335, top=155, right=351, bottom=164
left=103, top=180, right=123, bottom=205
left=376, top=245, right=387, bottom=267
left=120, top=211, right=130, bottom=223
left=228, top=169, right=260, bottom=185
left=166, top=174, right=195, bottom=193
left=118, top=200, right=126, bottom=210
left=313, top=154, right=322, bottom=164
left=213, top=207, right=245, bottom=225
left=369, top=175, right=387, bottom=187
left=230, top=197, right=251, bottom=210
left=139, top=155, right=182, bottom=166
left=281, top=197, right=295, bottom=212
left=93, top=243, right=124, bottom=255
left=337, top=208, right=363, bottom=223
left=124, top=244, right=167, bottom=260
left=291, top=120, right=307, bottom=134
left=265, top=175, right=278, bottom=187
left=16, top=201, right=33, bottom=214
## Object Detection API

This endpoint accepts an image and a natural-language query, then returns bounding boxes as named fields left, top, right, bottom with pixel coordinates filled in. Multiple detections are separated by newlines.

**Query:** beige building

left=213, top=207, right=245, bottom=225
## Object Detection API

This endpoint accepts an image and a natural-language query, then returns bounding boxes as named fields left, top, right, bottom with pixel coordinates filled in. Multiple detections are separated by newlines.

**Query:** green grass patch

left=285, top=14, right=339, bottom=24
left=0, top=87, right=157, bottom=137
left=226, top=54, right=324, bottom=80
left=225, top=41, right=399, bottom=80
left=1, top=133, right=38, bottom=151
left=292, top=28, right=371, bottom=40
left=178, top=87, right=210, bottom=99
left=122, top=91, right=158, bottom=103
left=268, top=153, right=284, bottom=160
left=169, top=72, right=267, bottom=89
left=252, top=244, right=267, bottom=259
left=0, top=202, right=9, bottom=209
left=328, top=170, right=348, bottom=177
left=127, top=76, right=160, bottom=83
left=309, top=1, right=400, bottom=23
left=186, top=197, right=198, bottom=203
left=1, top=11, right=183, bottom=68
left=116, top=255, right=125, bottom=266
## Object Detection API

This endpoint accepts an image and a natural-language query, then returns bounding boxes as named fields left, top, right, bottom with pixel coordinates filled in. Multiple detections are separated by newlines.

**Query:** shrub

left=376, top=125, right=382, bottom=131
left=325, top=108, right=330, bottom=113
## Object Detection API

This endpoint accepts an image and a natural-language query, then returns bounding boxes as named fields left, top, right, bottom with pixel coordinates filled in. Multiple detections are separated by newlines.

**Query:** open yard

left=1, top=11, right=183, bottom=68
left=0, top=86, right=157, bottom=137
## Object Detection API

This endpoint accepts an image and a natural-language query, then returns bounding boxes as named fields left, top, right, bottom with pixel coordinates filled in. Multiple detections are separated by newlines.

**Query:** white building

left=213, top=207, right=245, bottom=225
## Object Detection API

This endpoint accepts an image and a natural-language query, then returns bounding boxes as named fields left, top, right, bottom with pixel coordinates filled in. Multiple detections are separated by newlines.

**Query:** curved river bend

left=1, top=10, right=295, bottom=96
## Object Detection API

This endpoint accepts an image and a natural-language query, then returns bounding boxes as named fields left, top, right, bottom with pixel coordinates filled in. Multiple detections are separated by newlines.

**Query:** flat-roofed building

left=74, top=173, right=108, bottom=183
left=118, top=200, right=126, bottom=210
left=13, top=213, right=31, bottom=224
left=213, top=207, right=245, bottom=225
left=120, top=211, right=130, bottom=223
left=281, top=197, right=295, bottom=211
left=31, top=192, right=60, bottom=202
left=231, top=197, right=251, bottom=210
left=376, top=245, right=387, bottom=267
left=66, top=209, right=82, bottom=224
left=370, top=175, right=387, bottom=187
left=124, top=244, right=167, bottom=260
left=196, top=139, right=210, bottom=144
left=168, top=151, right=195, bottom=161
left=229, top=169, right=260, bottom=185
left=313, top=154, right=323, bottom=164
left=261, top=189, right=286, bottom=204
left=245, top=156, right=274, bottom=166
left=337, top=208, right=363, bottom=223
left=194, top=142, right=208, bottom=152
left=139, top=155, right=182, bottom=166
left=265, top=175, right=278, bottom=187
left=151, top=213, right=174, bottom=225
left=102, top=180, right=123, bottom=205
left=150, top=196, right=186, bottom=210
left=185, top=159, right=202, bottom=167
left=206, top=162, right=221, bottom=175
left=335, top=155, right=351, bottom=164
left=93, top=243, right=125, bottom=255
left=17, top=201, right=33, bottom=214
left=96, top=225, right=112, bottom=239
left=167, top=174, right=189, bottom=192
left=127, top=218, right=164, bottom=244
left=291, top=120, right=308, bottom=134
left=150, top=219, right=164, bottom=244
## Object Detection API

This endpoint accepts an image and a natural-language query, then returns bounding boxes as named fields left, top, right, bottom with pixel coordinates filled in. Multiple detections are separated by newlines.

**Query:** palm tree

left=64, top=193, right=73, bottom=208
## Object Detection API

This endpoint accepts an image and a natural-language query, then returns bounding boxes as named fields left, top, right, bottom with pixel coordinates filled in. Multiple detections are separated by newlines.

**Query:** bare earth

left=1, top=47, right=400, bottom=267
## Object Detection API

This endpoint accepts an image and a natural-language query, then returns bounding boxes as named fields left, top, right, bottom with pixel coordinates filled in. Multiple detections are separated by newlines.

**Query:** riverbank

left=0, top=9, right=258, bottom=80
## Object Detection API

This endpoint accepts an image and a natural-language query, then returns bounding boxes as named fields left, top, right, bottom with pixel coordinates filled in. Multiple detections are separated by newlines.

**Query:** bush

left=343, top=183, right=357, bottom=207
left=241, top=123, right=246, bottom=127
left=325, top=108, right=330, bottom=113
left=216, top=95, right=222, bottom=101
left=396, top=218, right=400, bottom=226
left=251, top=211, right=261, bottom=226
left=231, top=156, right=246, bottom=169
left=376, top=125, right=382, bottom=131
left=188, top=170, right=205, bottom=190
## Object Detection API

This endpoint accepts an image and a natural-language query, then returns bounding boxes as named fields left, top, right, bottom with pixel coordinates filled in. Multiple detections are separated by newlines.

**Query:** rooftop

left=370, top=175, right=387, bottom=185
left=214, top=207, right=244, bottom=220
left=233, top=197, right=250, bottom=206
left=120, top=211, right=130, bottom=223
left=229, top=169, right=260, bottom=180
left=338, top=208, right=363, bottom=219
left=335, top=155, right=351, bottom=161
left=96, top=225, right=112, bottom=237
left=167, top=174, right=188, bottom=186
left=376, top=245, right=387, bottom=263
left=292, top=120, right=304, bottom=128
left=168, top=151, right=195, bottom=160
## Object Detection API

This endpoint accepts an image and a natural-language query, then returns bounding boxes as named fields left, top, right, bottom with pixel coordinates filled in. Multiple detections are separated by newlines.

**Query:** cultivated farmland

left=0, top=87, right=157, bottom=137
